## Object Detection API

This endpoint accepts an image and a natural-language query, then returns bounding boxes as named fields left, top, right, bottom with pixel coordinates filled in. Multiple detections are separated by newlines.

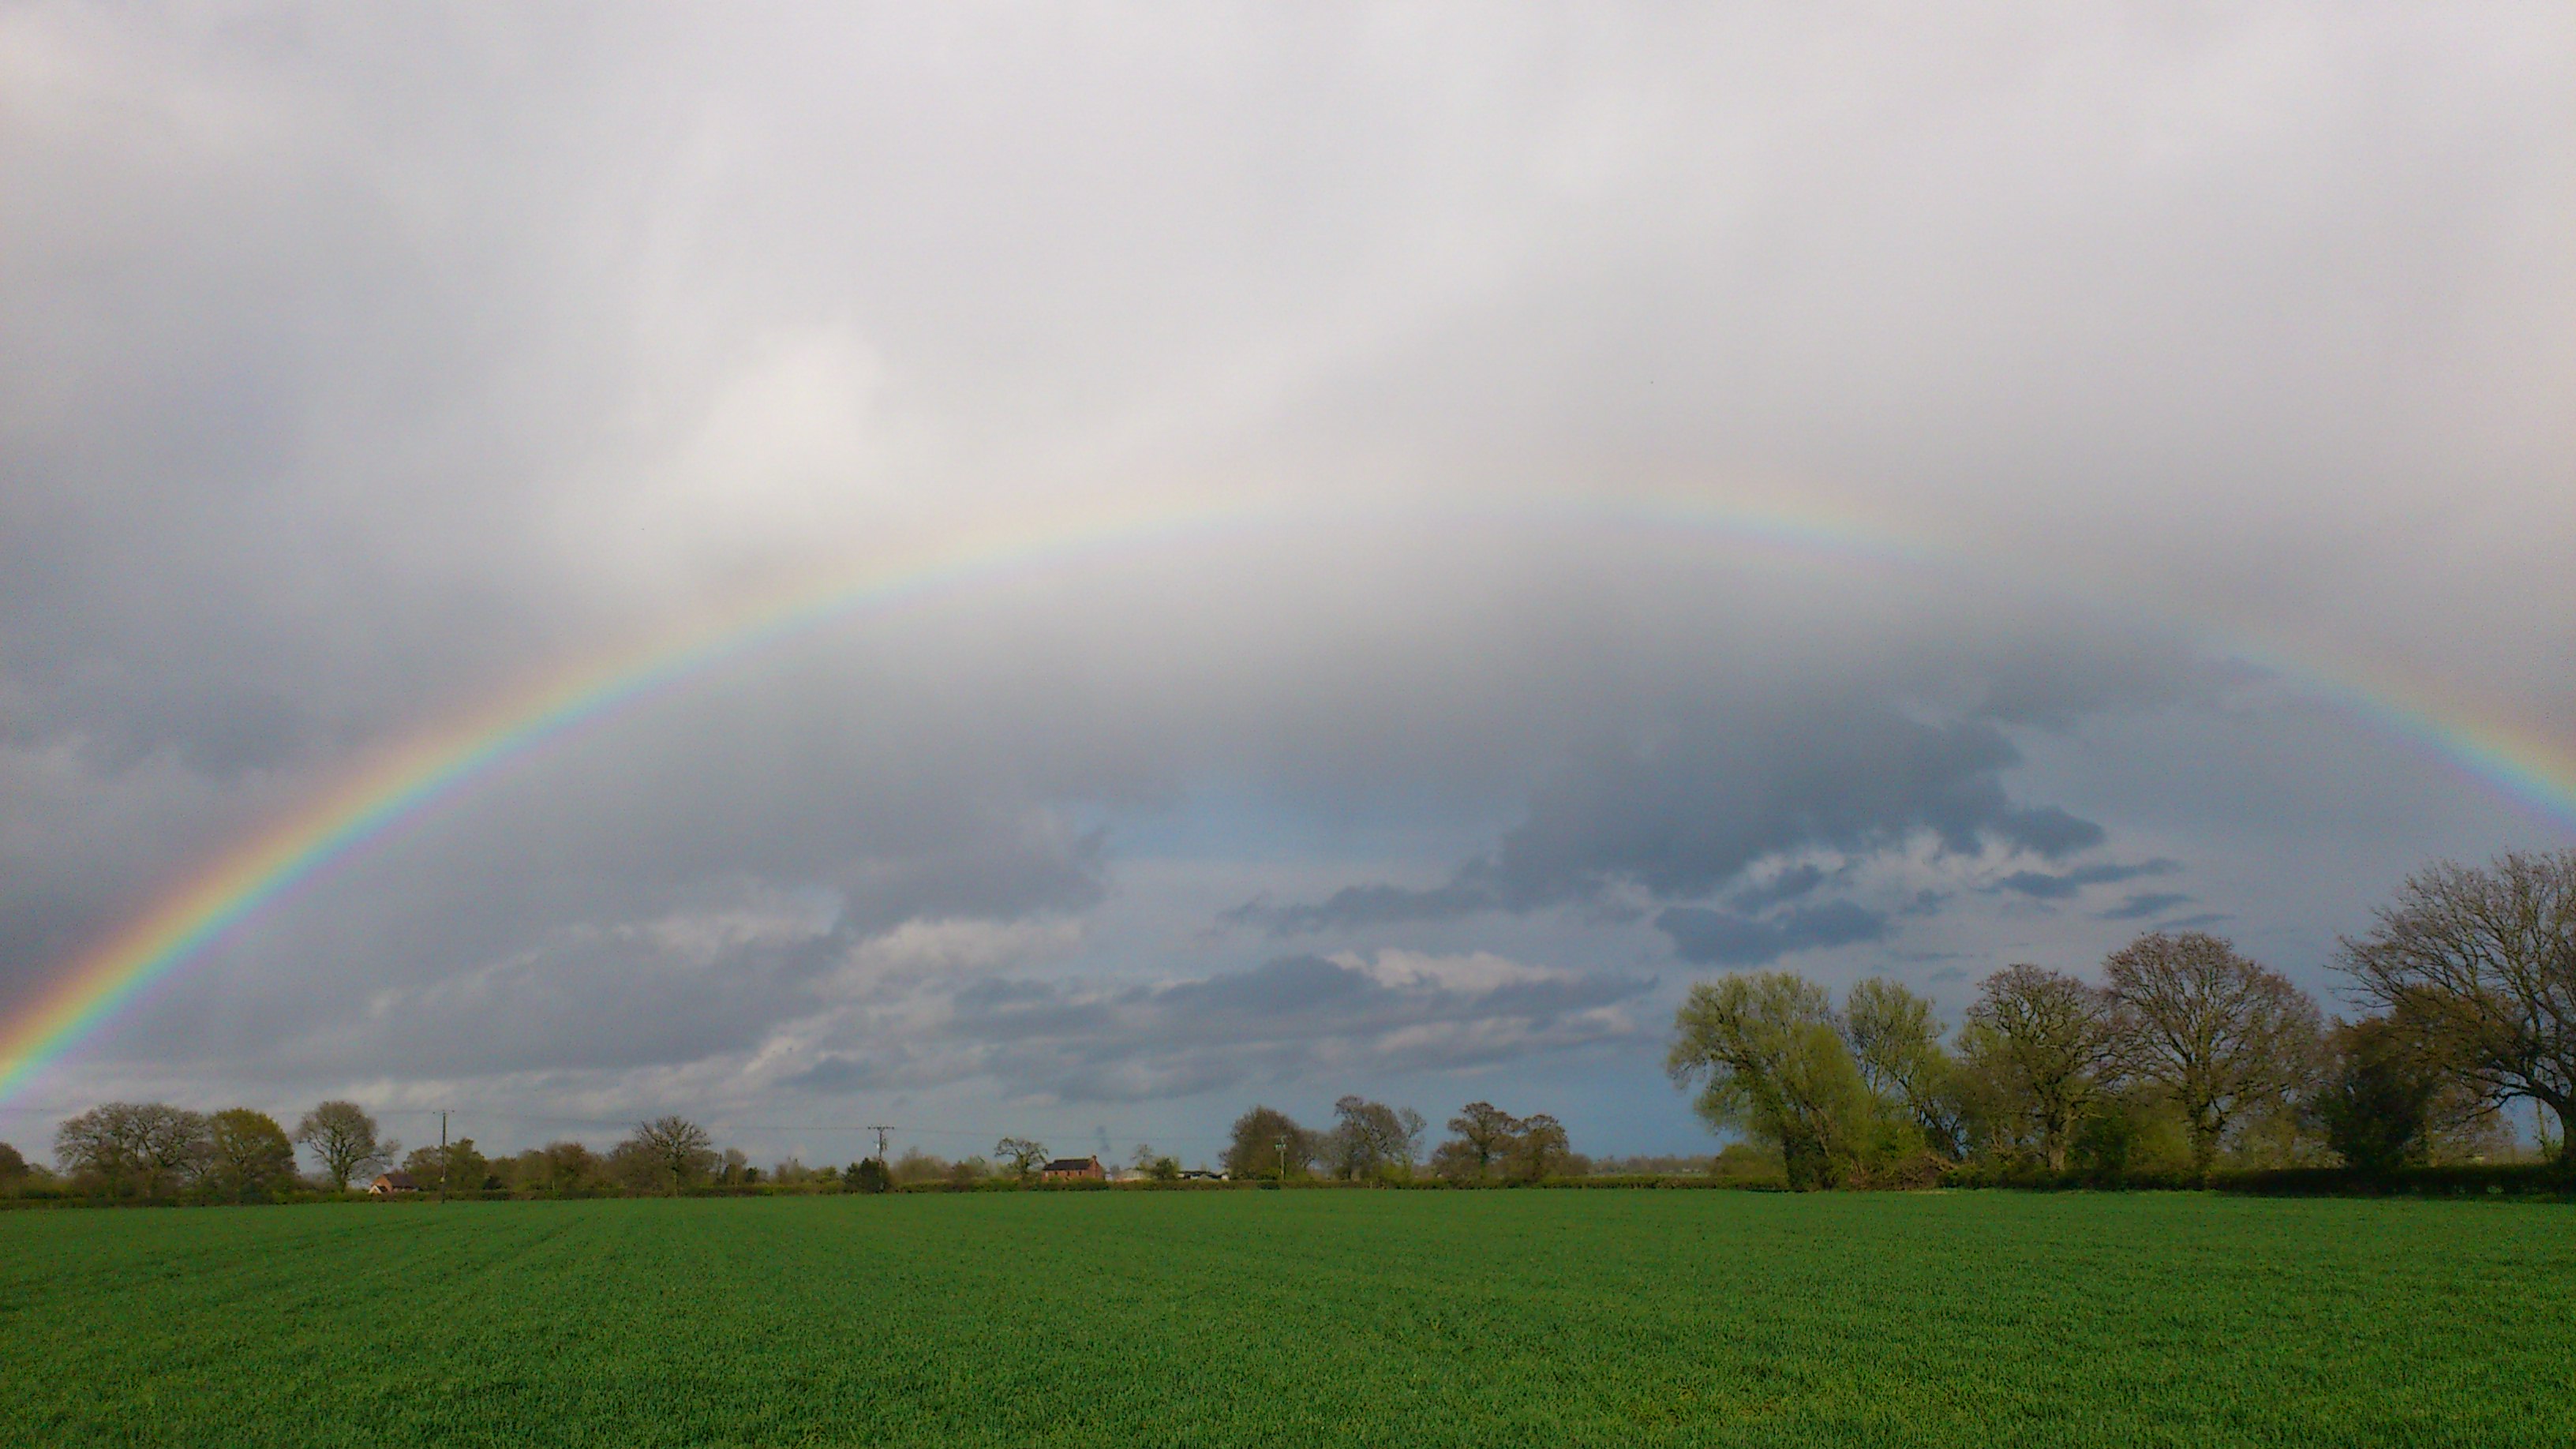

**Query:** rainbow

left=2, top=491, right=2571, bottom=1104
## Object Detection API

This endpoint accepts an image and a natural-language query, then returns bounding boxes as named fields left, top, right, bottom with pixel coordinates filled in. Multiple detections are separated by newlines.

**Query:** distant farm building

left=367, top=1171, right=421, bottom=1196
left=1040, top=1156, right=1106, bottom=1182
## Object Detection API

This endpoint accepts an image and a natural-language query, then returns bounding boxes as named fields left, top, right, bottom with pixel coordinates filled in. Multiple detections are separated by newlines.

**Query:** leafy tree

left=294, top=1102, right=395, bottom=1193
left=0, top=1140, right=25, bottom=1187
left=892, top=1148, right=950, bottom=1184
left=1843, top=979, right=1968, bottom=1159
left=2104, top=932, right=2323, bottom=1174
left=994, top=1137, right=1051, bottom=1181
left=56, top=1103, right=211, bottom=1197
left=1957, top=964, right=2122, bottom=1171
left=204, top=1109, right=299, bottom=1203
left=2338, top=850, right=2576, bottom=1163
left=1668, top=972, right=1873, bottom=1190
left=402, top=1138, right=490, bottom=1197
left=1327, top=1096, right=1426, bottom=1181
left=1220, top=1106, right=1318, bottom=1181
left=534, top=1140, right=599, bottom=1193
left=2308, top=1013, right=2505, bottom=1172
left=1507, top=1112, right=1571, bottom=1181
left=1435, top=1102, right=1522, bottom=1181
left=605, top=1139, right=668, bottom=1193
left=848, top=1158, right=893, bottom=1193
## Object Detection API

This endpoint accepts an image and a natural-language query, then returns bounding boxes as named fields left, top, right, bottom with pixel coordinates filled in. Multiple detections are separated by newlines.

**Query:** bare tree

left=994, top=1136, right=1051, bottom=1181
left=2339, top=850, right=2576, bottom=1161
left=627, top=1116, right=716, bottom=1190
left=1958, top=965, right=2122, bottom=1172
left=294, top=1101, right=395, bottom=1193
left=2105, top=932, right=2323, bottom=1174
left=56, top=1103, right=210, bottom=1196
left=1328, top=1096, right=1426, bottom=1181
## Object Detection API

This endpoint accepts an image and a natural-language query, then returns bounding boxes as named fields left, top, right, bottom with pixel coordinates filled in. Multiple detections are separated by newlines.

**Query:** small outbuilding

left=367, top=1170, right=421, bottom=1196
left=1039, top=1156, right=1106, bottom=1182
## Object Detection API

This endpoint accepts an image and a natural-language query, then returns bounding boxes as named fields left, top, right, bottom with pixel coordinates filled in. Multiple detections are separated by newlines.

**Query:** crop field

left=3, top=1191, right=2570, bottom=1447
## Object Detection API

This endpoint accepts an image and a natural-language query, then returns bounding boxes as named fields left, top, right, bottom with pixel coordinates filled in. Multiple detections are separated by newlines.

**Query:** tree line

left=6, top=849, right=2561, bottom=1204
left=1669, top=851, right=2574, bottom=1188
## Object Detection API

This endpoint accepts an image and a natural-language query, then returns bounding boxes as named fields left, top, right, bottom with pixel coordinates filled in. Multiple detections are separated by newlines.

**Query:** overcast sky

left=3, top=4, right=2570, bottom=1167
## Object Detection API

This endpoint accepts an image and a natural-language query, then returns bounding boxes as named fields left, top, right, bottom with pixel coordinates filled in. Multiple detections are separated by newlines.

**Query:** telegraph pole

left=438, top=1110, right=449, bottom=1204
left=1275, top=1133, right=1288, bottom=1189
left=867, top=1124, right=893, bottom=1166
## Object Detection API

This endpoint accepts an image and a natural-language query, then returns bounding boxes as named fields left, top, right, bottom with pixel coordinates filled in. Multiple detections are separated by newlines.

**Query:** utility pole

left=867, top=1124, right=893, bottom=1166
left=438, top=1110, right=449, bottom=1205
left=1275, top=1133, right=1288, bottom=1189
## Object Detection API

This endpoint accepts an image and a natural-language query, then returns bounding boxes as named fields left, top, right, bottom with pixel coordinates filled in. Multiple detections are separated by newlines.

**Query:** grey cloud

left=1237, top=704, right=2102, bottom=934
left=2, top=7, right=2565, bottom=1136
left=797, top=953, right=1653, bottom=1103
left=1653, top=900, right=1892, bottom=966
left=1731, top=863, right=1830, bottom=910
left=1990, top=859, right=2181, bottom=900
left=2096, top=892, right=2194, bottom=921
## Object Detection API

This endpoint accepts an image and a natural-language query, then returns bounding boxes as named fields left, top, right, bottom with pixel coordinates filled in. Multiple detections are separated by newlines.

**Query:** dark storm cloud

left=1232, top=704, right=2102, bottom=935
left=1989, top=859, right=2181, bottom=900
left=1653, top=900, right=1891, bottom=966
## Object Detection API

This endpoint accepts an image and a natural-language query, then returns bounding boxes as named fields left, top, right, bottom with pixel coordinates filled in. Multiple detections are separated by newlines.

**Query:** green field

left=3, top=1191, right=2568, bottom=1447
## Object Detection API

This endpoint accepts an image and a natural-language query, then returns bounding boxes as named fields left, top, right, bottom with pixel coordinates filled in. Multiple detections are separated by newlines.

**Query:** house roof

left=375, top=1171, right=418, bottom=1188
left=1039, top=1158, right=1100, bottom=1172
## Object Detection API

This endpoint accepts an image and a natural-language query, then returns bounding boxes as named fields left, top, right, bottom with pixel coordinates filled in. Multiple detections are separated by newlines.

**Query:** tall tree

left=533, top=1140, right=597, bottom=1193
left=1437, top=1102, right=1522, bottom=1181
left=294, top=1102, right=395, bottom=1193
left=1327, top=1096, right=1425, bottom=1181
left=1957, top=964, right=2121, bottom=1171
left=2104, top=932, right=2323, bottom=1174
left=403, top=1137, right=492, bottom=1196
left=2338, top=850, right=2576, bottom=1163
left=628, top=1117, right=716, bottom=1191
left=2310, top=1015, right=2456, bottom=1172
left=204, top=1109, right=300, bottom=1203
left=1842, top=978, right=1968, bottom=1159
left=1220, top=1106, right=1316, bottom=1181
left=0, top=1140, right=26, bottom=1187
left=1507, top=1113, right=1571, bottom=1181
left=55, top=1103, right=210, bottom=1197
left=1668, top=972, right=1873, bottom=1190
left=994, top=1137, right=1051, bottom=1181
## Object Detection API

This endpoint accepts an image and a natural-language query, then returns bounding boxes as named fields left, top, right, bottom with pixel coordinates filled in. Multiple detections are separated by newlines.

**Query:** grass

left=2, top=1190, right=2568, bottom=1447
